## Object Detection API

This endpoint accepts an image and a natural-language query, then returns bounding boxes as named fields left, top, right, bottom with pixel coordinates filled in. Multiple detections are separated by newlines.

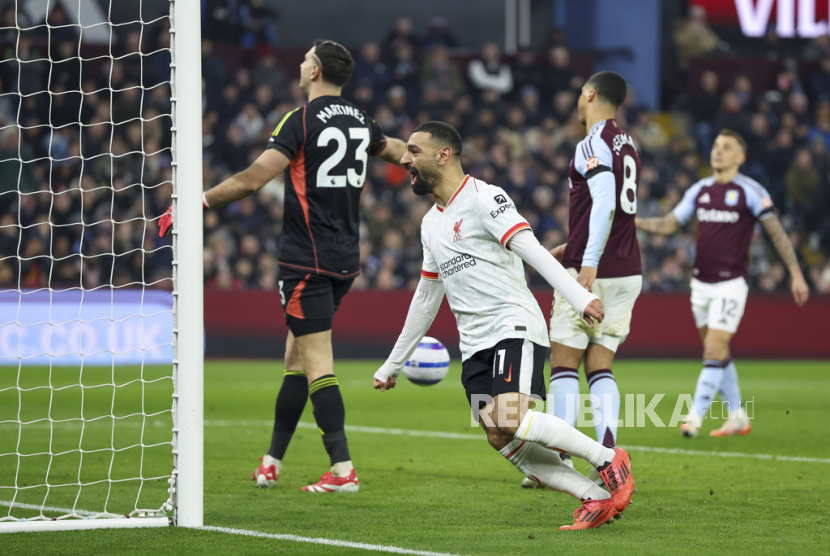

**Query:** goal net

left=0, top=0, right=203, bottom=532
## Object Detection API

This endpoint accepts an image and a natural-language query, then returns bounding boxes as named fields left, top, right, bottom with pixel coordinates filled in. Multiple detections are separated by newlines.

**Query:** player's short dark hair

left=717, top=129, right=748, bottom=153
left=586, top=71, right=627, bottom=108
left=313, top=39, right=354, bottom=87
left=412, top=121, right=462, bottom=157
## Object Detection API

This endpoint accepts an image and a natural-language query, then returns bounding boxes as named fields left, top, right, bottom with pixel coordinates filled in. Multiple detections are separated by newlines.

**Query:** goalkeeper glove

left=158, top=193, right=211, bottom=238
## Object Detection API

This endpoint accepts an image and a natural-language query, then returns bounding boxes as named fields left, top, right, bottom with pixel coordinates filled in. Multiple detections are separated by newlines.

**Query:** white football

left=404, top=337, right=450, bottom=386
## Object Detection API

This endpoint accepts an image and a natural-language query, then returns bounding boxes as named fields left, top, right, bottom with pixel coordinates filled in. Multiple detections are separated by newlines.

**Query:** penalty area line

left=198, top=526, right=466, bottom=556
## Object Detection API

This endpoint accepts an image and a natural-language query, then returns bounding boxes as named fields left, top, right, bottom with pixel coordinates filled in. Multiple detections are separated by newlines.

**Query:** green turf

left=2, top=360, right=829, bottom=555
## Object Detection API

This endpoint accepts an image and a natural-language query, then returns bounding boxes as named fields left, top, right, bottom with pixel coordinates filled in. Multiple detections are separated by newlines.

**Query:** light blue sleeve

left=574, top=133, right=614, bottom=178
left=582, top=171, right=616, bottom=268
left=742, top=179, right=775, bottom=220
left=672, top=181, right=705, bottom=226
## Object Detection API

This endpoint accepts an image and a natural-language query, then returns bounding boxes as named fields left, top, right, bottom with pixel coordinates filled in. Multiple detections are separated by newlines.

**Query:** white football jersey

left=420, top=175, right=549, bottom=361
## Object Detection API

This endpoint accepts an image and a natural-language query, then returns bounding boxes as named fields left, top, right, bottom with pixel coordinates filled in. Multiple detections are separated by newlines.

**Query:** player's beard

left=410, top=165, right=439, bottom=196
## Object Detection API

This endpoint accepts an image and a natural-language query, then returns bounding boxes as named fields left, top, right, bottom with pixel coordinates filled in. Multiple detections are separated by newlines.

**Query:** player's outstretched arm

left=508, top=230, right=603, bottom=325
left=375, top=136, right=408, bottom=166
left=374, top=278, right=445, bottom=392
left=158, top=150, right=289, bottom=238
left=760, top=213, right=809, bottom=306
left=204, top=149, right=289, bottom=208
left=635, top=213, right=680, bottom=235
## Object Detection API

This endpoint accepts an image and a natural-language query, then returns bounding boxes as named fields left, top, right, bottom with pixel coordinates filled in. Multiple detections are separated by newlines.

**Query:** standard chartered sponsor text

left=439, top=254, right=477, bottom=278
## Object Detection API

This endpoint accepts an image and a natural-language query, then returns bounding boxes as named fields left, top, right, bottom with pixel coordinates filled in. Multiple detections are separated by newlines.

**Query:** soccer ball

left=403, top=337, right=450, bottom=386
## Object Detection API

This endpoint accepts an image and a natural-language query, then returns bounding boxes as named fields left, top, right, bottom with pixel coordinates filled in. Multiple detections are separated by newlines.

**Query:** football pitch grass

left=2, top=359, right=829, bottom=555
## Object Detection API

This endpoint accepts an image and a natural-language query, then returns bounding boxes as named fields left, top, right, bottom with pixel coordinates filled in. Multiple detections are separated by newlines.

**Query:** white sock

left=500, top=439, right=610, bottom=500
left=717, top=358, right=741, bottom=413
left=263, top=454, right=282, bottom=474
left=515, top=410, right=615, bottom=468
left=587, top=369, right=620, bottom=446
left=692, top=359, right=729, bottom=419
left=331, top=460, right=353, bottom=477
left=548, top=367, right=580, bottom=427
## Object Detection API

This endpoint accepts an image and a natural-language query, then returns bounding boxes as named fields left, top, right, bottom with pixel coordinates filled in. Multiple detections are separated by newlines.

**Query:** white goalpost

left=0, top=0, right=202, bottom=532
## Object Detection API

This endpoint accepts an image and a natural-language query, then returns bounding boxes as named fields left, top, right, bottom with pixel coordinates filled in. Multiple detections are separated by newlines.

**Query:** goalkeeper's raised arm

left=158, top=134, right=406, bottom=238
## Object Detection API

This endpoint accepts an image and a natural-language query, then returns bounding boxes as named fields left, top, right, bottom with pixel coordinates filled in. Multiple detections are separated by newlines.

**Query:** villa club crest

left=453, top=219, right=463, bottom=242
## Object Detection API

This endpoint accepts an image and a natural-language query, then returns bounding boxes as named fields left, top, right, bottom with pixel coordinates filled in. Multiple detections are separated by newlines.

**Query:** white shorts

left=549, top=269, right=642, bottom=353
left=690, top=277, right=748, bottom=334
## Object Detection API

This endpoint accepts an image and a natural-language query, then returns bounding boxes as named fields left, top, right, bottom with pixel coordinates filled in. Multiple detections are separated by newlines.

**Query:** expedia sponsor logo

left=490, top=203, right=515, bottom=218
left=439, top=254, right=477, bottom=278
left=697, top=208, right=739, bottom=223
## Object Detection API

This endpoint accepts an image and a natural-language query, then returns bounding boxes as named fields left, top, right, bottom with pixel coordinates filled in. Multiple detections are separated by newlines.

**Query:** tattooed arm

left=635, top=213, right=680, bottom=235
left=760, top=214, right=809, bottom=306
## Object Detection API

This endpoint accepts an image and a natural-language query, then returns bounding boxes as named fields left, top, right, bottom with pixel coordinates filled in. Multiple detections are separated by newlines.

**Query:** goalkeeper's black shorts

left=278, top=266, right=355, bottom=337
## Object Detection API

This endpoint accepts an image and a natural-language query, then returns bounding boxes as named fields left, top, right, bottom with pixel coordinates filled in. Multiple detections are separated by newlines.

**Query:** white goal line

left=0, top=501, right=465, bottom=555
left=198, top=526, right=466, bottom=556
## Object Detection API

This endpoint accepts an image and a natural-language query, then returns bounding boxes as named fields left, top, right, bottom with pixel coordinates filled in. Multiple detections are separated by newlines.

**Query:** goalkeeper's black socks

left=267, top=371, right=308, bottom=460
left=309, top=374, right=352, bottom=466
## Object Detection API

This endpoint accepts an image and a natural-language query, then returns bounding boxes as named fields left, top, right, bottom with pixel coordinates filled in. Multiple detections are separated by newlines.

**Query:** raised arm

left=204, top=149, right=289, bottom=208
left=635, top=213, right=680, bottom=235
left=760, top=213, right=809, bottom=306
left=375, top=136, right=408, bottom=165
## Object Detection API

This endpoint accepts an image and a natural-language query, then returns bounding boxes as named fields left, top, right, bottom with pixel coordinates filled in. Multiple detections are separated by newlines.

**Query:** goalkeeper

left=160, top=40, right=406, bottom=493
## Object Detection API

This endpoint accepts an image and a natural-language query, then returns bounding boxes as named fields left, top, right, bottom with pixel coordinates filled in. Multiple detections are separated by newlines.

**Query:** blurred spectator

left=809, top=57, right=830, bottom=102
left=673, top=5, right=720, bottom=72
left=352, top=42, right=392, bottom=97
left=202, top=0, right=241, bottom=42
left=731, top=74, right=754, bottom=109
left=631, top=110, right=670, bottom=153
left=691, top=70, right=720, bottom=152
left=420, top=44, right=465, bottom=101
left=785, top=148, right=821, bottom=224
left=807, top=106, right=830, bottom=150
left=238, top=0, right=279, bottom=48
left=467, top=42, right=513, bottom=97
left=383, top=17, right=420, bottom=53
left=512, top=49, right=543, bottom=98
left=252, top=47, right=288, bottom=101
left=714, top=92, right=750, bottom=138
left=422, top=16, right=459, bottom=50
left=390, top=41, right=420, bottom=104
left=542, top=45, right=580, bottom=100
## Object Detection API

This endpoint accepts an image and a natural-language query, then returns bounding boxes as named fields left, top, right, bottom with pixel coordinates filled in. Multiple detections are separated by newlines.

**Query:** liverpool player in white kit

left=373, top=122, right=636, bottom=529
left=530, top=72, right=642, bottom=489
left=636, top=130, right=809, bottom=437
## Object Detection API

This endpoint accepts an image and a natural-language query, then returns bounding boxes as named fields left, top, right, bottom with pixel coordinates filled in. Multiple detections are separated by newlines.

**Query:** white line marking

left=3, top=419, right=828, bottom=464
left=617, top=444, right=830, bottom=464
left=0, top=501, right=465, bottom=554
left=197, top=526, right=466, bottom=556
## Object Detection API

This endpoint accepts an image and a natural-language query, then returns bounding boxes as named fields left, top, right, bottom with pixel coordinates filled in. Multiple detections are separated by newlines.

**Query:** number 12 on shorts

left=721, top=298, right=738, bottom=318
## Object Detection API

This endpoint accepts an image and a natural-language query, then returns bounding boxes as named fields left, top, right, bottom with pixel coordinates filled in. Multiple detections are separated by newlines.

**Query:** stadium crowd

left=1, top=10, right=830, bottom=295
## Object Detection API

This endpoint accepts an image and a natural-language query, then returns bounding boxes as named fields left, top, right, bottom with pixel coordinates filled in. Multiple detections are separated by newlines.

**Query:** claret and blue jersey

left=673, top=173, right=775, bottom=284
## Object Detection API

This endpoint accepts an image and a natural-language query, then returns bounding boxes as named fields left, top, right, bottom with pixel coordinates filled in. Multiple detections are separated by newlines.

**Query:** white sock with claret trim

left=500, top=439, right=610, bottom=500
left=717, top=359, right=741, bottom=413
left=692, top=359, right=729, bottom=418
left=514, top=410, right=615, bottom=468
left=587, top=369, right=620, bottom=446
